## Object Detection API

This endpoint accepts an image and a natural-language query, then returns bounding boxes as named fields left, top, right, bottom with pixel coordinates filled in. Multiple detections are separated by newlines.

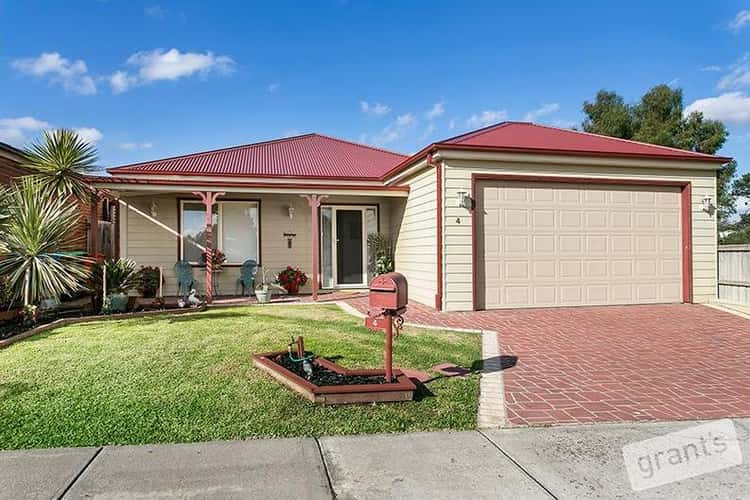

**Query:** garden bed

left=0, top=304, right=206, bottom=348
left=253, top=350, right=416, bottom=404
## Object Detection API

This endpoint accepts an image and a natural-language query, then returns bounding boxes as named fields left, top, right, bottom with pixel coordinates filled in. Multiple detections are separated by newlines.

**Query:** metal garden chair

left=238, top=259, right=258, bottom=296
left=174, top=260, right=195, bottom=298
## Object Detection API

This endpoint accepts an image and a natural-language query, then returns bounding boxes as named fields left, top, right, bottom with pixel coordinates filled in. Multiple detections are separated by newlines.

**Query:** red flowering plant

left=277, top=266, right=308, bottom=295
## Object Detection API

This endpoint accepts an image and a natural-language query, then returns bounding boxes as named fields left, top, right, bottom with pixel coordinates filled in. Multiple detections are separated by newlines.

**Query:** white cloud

left=729, top=10, right=750, bottom=32
left=466, top=109, right=508, bottom=128
left=425, top=101, right=445, bottom=120
left=365, top=113, right=418, bottom=146
left=448, top=118, right=457, bottom=130
left=420, top=122, right=436, bottom=140
left=128, top=48, right=234, bottom=81
left=701, top=65, right=722, bottom=72
left=109, top=48, right=235, bottom=92
left=268, top=82, right=280, bottom=93
left=145, top=4, right=166, bottom=18
left=360, top=101, right=391, bottom=116
left=283, top=129, right=301, bottom=138
left=395, top=113, right=415, bottom=126
left=11, top=52, right=96, bottom=95
left=0, top=117, right=101, bottom=146
left=550, top=119, right=577, bottom=129
left=109, top=70, right=138, bottom=94
left=685, top=92, right=750, bottom=124
left=119, top=141, right=153, bottom=150
left=523, top=103, right=560, bottom=122
left=73, top=127, right=103, bottom=144
left=718, top=54, right=750, bottom=90
left=0, top=116, right=51, bottom=144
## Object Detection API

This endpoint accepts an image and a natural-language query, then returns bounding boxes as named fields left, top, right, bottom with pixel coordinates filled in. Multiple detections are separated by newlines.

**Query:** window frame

left=178, top=198, right=262, bottom=267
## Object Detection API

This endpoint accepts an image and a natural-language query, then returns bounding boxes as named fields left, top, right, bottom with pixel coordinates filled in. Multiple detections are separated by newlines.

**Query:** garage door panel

left=476, top=181, right=682, bottom=309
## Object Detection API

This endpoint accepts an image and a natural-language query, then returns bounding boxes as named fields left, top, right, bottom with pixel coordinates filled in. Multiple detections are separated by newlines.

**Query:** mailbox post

left=366, top=272, right=408, bottom=382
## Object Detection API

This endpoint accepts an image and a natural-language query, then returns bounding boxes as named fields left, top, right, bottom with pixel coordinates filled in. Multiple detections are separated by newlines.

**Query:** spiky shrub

left=102, top=258, right=138, bottom=294
left=0, top=179, right=92, bottom=305
left=367, top=233, right=394, bottom=276
left=21, top=129, right=98, bottom=201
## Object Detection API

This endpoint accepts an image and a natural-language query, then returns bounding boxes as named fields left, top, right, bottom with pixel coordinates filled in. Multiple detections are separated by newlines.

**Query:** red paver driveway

left=345, top=298, right=750, bottom=426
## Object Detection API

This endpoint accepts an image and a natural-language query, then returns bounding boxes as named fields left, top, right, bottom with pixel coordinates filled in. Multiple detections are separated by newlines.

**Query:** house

left=1, top=140, right=114, bottom=257
left=90, top=122, right=729, bottom=311
left=0, top=141, right=28, bottom=185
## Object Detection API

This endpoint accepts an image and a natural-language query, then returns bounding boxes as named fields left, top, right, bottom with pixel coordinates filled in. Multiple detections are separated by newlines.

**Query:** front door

left=335, top=210, right=364, bottom=285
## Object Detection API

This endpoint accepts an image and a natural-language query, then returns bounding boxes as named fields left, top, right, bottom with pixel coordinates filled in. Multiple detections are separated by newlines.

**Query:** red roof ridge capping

left=381, top=121, right=730, bottom=181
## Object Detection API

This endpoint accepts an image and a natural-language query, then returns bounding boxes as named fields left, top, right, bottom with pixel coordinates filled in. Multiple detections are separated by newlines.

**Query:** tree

left=631, top=85, right=685, bottom=147
left=722, top=172, right=750, bottom=244
left=717, top=160, right=738, bottom=232
left=0, top=179, right=92, bottom=305
left=582, top=91, right=633, bottom=139
left=581, top=84, right=727, bottom=154
left=580, top=84, right=750, bottom=242
left=22, top=128, right=98, bottom=200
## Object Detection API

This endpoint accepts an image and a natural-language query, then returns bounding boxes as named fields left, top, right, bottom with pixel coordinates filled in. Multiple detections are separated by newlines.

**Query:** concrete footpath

left=1, top=418, right=748, bottom=499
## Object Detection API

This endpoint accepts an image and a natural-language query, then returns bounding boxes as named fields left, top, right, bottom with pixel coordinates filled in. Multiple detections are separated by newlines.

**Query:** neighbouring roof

left=107, top=133, right=408, bottom=180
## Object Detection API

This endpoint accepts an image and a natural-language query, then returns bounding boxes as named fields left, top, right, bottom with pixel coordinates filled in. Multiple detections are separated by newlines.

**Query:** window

left=180, top=200, right=260, bottom=265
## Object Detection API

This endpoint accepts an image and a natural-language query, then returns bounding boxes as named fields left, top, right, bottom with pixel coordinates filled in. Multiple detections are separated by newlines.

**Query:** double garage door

left=475, top=180, right=683, bottom=309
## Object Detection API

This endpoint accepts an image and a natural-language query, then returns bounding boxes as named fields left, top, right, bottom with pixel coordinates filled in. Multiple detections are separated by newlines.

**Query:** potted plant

left=277, top=266, right=308, bottom=295
left=134, top=266, right=164, bottom=309
left=367, top=233, right=394, bottom=276
left=254, top=266, right=284, bottom=304
left=103, top=258, right=137, bottom=313
left=201, top=249, right=226, bottom=272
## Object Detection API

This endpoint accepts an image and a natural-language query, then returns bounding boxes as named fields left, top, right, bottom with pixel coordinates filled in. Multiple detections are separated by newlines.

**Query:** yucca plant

left=21, top=128, right=98, bottom=201
left=0, top=179, right=92, bottom=305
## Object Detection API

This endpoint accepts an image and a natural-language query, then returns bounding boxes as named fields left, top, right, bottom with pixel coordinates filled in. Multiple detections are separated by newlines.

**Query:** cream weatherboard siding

left=119, top=193, right=391, bottom=296
left=391, top=167, right=438, bottom=307
left=442, top=159, right=718, bottom=312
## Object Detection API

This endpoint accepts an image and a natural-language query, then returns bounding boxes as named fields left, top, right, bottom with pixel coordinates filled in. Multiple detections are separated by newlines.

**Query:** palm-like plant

left=22, top=128, right=98, bottom=200
left=0, top=179, right=92, bottom=305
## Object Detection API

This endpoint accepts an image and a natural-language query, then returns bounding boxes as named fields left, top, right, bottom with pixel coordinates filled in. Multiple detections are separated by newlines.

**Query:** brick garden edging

left=0, top=305, right=207, bottom=349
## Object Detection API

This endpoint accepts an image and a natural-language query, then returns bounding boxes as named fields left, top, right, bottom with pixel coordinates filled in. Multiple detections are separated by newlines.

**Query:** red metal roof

left=108, top=123, right=730, bottom=183
left=438, top=122, right=730, bottom=161
left=107, top=133, right=408, bottom=180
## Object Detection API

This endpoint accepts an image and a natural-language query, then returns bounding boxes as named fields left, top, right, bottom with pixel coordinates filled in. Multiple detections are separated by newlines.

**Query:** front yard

left=0, top=305, right=480, bottom=450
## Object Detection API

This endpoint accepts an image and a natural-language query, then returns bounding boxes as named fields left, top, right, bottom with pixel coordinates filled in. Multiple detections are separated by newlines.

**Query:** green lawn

left=0, top=305, right=480, bottom=450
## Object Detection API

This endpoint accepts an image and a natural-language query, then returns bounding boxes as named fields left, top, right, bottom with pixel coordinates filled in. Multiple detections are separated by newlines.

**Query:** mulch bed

left=273, top=353, right=389, bottom=385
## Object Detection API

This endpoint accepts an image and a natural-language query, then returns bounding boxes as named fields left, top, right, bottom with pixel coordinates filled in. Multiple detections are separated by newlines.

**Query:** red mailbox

left=369, top=272, right=408, bottom=312
left=366, top=273, right=408, bottom=383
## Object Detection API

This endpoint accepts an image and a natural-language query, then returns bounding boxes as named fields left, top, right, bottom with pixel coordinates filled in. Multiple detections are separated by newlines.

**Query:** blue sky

left=2, top=1, right=750, bottom=176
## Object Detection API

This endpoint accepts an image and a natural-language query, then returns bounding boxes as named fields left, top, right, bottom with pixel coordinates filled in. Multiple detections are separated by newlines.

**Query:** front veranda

left=108, top=183, right=408, bottom=301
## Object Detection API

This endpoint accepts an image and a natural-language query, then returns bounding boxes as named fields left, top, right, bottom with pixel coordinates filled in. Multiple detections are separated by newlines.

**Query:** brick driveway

left=345, top=297, right=750, bottom=426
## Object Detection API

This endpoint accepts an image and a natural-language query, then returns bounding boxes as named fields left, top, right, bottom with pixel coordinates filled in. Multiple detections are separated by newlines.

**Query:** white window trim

left=179, top=199, right=260, bottom=266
